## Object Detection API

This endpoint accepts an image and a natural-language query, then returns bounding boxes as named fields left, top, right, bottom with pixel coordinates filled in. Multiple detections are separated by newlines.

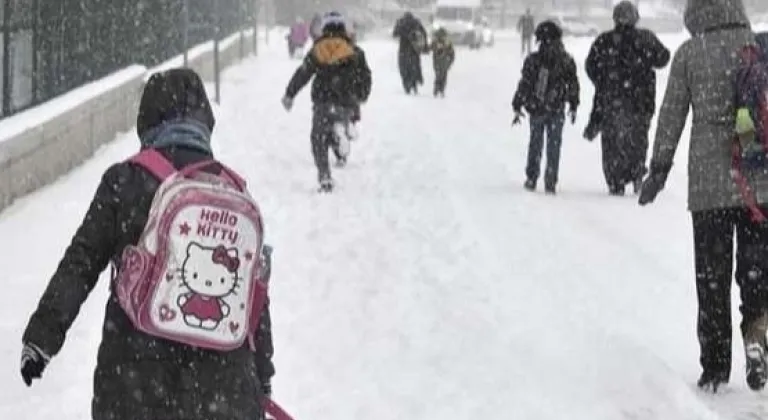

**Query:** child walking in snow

left=20, top=68, right=280, bottom=420
left=429, top=27, right=455, bottom=97
left=512, top=21, right=579, bottom=194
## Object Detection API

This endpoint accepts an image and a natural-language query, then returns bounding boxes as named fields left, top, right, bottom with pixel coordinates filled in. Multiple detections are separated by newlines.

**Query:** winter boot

left=318, top=174, right=334, bottom=193
left=332, top=122, right=351, bottom=158
left=697, top=370, right=729, bottom=393
left=545, top=184, right=556, bottom=195
left=346, top=123, right=358, bottom=141
left=744, top=313, right=768, bottom=391
left=632, top=178, right=643, bottom=195
left=524, top=179, right=536, bottom=191
left=608, top=185, right=625, bottom=196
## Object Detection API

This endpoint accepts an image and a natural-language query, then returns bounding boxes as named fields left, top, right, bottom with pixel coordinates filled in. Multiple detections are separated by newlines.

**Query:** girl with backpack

left=639, top=0, right=768, bottom=393
left=512, top=21, right=580, bottom=195
left=20, top=68, right=285, bottom=420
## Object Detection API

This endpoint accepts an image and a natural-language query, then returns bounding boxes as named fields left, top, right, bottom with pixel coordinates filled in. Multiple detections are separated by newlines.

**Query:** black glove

left=568, top=108, right=577, bottom=124
left=21, top=343, right=50, bottom=386
left=281, top=95, right=293, bottom=111
left=512, top=110, right=525, bottom=126
left=638, top=164, right=671, bottom=206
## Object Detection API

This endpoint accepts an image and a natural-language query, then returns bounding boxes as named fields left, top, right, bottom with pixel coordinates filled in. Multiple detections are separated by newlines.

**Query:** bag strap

left=262, top=397, right=295, bottom=420
left=731, top=137, right=767, bottom=223
left=177, top=160, right=247, bottom=192
left=129, top=149, right=247, bottom=192
left=759, top=86, right=768, bottom=150
left=129, top=149, right=176, bottom=181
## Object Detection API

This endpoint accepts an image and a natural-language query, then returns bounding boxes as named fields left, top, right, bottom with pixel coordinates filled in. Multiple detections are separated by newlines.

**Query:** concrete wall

left=0, top=30, right=259, bottom=212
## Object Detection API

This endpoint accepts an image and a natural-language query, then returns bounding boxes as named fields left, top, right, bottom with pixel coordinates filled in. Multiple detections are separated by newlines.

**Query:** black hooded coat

left=22, top=68, right=275, bottom=420
left=393, top=13, right=427, bottom=90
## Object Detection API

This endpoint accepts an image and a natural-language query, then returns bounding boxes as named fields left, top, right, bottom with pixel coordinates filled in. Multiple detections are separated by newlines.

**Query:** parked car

left=549, top=15, right=600, bottom=37
left=478, top=17, right=495, bottom=47
left=430, top=0, right=493, bottom=49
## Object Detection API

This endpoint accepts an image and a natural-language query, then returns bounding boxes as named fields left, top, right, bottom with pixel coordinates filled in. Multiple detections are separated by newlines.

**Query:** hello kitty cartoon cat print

left=115, top=149, right=268, bottom=352
left=178, top=243, right=240, bottom=330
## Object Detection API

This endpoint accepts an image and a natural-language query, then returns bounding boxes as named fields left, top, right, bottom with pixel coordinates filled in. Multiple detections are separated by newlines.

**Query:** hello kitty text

left=196, top=208, right=239, bottom=244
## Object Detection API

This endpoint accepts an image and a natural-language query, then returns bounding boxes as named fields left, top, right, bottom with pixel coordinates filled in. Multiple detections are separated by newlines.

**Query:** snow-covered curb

left=0, top=29, right=262, bottom=211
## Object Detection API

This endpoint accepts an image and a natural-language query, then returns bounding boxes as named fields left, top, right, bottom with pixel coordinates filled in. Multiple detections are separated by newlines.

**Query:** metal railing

left=0, top=0, right=263, bottom=119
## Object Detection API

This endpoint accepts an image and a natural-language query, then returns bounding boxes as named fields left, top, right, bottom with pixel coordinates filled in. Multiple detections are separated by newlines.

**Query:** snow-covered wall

left=0, top=30, right=260, bottom=212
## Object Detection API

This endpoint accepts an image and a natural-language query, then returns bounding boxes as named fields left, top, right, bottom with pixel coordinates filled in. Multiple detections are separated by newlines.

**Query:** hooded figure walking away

left=639, top=0, right=768, bottom=393
left=512, top=21, right=579, bottom=194
left=393, top=11, right=428, bottom=94
left=19, top=68, right=276, bottom=419
left=517, top=9, right=535, bottom=56
left=282, top=11, right=373, bottom=193
left=585, top=1, right=670, bottom=196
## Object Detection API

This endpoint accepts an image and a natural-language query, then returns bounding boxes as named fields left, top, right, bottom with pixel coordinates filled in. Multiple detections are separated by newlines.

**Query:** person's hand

left=512, top=111, right=525, bottom=126
left=638, top=165, right=671, bottom=205
left=281, top=96, right=293, bottom=111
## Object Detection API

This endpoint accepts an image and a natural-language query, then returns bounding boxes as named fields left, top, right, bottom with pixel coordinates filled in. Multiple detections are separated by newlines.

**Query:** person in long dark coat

left=393, top=12, right=428, bottom=94
left=585, top=1, right=670, bottom=195
left=20, top=68, right=275, bottom=420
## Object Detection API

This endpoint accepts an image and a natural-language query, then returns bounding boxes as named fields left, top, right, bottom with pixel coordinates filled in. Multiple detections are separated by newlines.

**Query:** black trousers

left=434, top=67, right=449, bottom=94
left=310, top=104, right=351, bottom=181
left=692, top=207, right=768, bottom=378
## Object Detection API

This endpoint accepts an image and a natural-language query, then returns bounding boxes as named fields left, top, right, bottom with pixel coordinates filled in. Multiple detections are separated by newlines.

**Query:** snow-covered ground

left=1, top=32, right=768, bottom=420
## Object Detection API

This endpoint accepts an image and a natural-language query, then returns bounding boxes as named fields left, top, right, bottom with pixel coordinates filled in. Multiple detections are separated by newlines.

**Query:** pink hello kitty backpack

left=114, top=148, right=269, bottom=352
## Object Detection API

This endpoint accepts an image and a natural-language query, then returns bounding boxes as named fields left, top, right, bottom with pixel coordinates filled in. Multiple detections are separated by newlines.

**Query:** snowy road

left=1, top=32, right=767, bottom=419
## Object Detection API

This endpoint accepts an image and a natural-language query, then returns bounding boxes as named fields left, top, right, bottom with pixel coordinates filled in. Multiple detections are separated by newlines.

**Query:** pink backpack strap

left=178, top=160, right=247, bottom=192
left=262, top=397, right=295, bottom=420
left=129, top=148, right=176, bottom=181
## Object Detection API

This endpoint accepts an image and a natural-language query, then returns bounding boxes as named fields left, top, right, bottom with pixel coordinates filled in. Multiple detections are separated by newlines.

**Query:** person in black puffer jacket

left=282, top=11, right=372, bottom=192
left=512, top=20, right=580, bottom=195
left=585, top=0, right=670, bottom=195
left=20, top=68, right=275, bottom=420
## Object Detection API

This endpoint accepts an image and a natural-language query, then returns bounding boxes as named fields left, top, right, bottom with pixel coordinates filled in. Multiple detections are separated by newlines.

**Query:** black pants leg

left=525, top=116, right=546, bottom=182
left=692, top=208, right=737, bottom=379
left=543, top=115, right=565, bottom=189
left=310, top=109, right=333, bottom=181
left=693, top=207, right=768, bottom=378
left=434, top=68, right=448, bottom=94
